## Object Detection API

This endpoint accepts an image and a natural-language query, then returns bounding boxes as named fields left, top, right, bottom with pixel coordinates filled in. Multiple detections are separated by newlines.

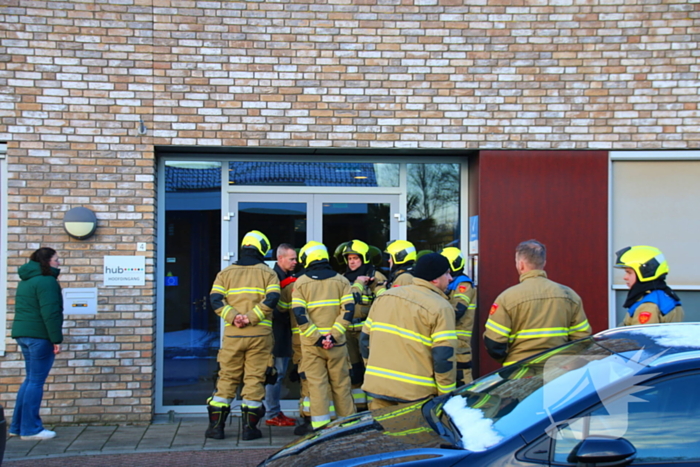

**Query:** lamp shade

left=63, top=207, right=97, bottom=240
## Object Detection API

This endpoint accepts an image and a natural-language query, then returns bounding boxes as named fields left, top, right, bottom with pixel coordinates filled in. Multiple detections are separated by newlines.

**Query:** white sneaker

left=9, top=432, right=19, bottom=438
left=21, top=429, right=56, bottom=440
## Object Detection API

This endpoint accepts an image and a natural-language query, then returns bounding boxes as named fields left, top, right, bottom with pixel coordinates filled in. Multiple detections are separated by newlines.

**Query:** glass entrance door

left=229, top=192, right=399, bottom=413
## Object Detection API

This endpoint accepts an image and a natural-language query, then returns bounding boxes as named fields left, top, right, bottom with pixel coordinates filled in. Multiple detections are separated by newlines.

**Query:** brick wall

left=0, top=0, right=698, bottom=423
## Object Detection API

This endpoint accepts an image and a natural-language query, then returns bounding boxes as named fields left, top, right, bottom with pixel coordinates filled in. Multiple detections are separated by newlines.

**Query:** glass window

left=553, top=373, right=700, bottom=464
left=407, top=163, right=460, bottom=252
left=163, top=161, right=222, bottom=406
left=228, top=162, right=399, bottom=187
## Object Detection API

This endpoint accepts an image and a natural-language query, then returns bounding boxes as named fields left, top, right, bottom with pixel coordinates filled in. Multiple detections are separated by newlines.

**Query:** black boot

left=241, top=405, right=265, bottom=441
left=205, top=404, right=230, bottom=439
left=294, top=416, right=314, bottom=436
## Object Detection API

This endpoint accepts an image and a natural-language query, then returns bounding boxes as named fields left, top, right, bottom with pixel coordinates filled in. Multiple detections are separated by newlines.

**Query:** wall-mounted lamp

left=63, top=207, right=98, bottom=240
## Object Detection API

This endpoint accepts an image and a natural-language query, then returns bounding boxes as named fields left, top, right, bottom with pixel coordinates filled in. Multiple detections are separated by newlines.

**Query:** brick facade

left=0, top=0, right=698, bottom=423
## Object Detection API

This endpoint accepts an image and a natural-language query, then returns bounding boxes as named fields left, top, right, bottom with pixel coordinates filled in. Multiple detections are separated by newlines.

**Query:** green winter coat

left=12, top=260, right=63, bottom=344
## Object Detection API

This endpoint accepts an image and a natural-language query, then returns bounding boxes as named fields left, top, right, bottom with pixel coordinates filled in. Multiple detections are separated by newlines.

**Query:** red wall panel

left=474, top=151, right=609, bottom=377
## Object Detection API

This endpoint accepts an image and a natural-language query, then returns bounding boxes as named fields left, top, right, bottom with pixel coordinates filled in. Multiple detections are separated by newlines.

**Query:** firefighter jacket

left=292, top=264, right=355, bottom=347
left=210, top=262, right=281, bottom=337
left=360, top=278, right=457, bottom=402
left=483, top=269, right=591, bottom=366
left=447, top=275, right=476, bottom=365
left=347, top=269, right=388, bottom=332
left=386, top=267, right=414, bottom=289
left=622, top=290, right=684, bottom=326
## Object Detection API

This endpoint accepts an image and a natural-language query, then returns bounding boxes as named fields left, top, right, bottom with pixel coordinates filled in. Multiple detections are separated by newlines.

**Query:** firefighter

left=292, top=241, right=357, bottom=433
left=338, top=239, right=387, bottom=410
left=360, top=253, right=457, bottom=410
left=205, top=230, right=280, bottom=441
left=439, top=247, right=477, bottom=386
left=614, top=245, right=684, bottom=325
left=384, top=239, right=417, bottom=288
left=483, top=239, right=591, bottom=367
left=264, top=243, right=298, bottom=427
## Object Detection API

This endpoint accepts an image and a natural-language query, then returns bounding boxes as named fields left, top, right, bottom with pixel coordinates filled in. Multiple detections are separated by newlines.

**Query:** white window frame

left=608, top=151, right=700, bottom=328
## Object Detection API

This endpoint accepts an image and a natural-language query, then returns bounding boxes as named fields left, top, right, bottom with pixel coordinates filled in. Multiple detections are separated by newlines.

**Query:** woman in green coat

left=10, top=247, right=63, bottom=440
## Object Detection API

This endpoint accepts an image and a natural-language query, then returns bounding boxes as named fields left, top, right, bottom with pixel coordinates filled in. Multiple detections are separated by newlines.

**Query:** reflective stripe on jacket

left=483, top=269, right=591, bottom=365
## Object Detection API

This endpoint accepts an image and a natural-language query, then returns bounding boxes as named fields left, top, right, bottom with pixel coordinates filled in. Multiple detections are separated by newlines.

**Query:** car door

left=547, top=371, right=700, bottom=466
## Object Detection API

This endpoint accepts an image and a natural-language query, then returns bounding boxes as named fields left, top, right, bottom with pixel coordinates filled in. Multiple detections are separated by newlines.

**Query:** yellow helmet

left=614, top=245, right=669, bottom=282
left=241, top=230, right=270, bottom=256
left=342, top=239, right=371, bottom=264
left=439, top=247, right=465, bottom=273
left=299, top=241, right=329, bottom=268
left=385, top=240, right=416, bottom=265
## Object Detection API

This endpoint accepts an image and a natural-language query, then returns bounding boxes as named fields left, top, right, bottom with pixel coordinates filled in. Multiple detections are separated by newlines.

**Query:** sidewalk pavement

left=2, top=414, right=296, bottom=466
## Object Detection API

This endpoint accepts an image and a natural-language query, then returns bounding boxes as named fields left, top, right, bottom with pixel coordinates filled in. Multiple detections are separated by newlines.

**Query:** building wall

left=0, top=1, right=698, bottom=423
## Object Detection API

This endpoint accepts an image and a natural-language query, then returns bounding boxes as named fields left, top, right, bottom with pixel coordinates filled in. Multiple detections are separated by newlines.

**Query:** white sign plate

left=104, top=256, right=146, bottom=286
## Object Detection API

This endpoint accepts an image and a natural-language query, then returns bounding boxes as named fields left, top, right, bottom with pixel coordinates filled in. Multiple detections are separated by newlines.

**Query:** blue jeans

left=265, top=356, right=290, bottom=417
left=10, top=337, right=55, bottom=436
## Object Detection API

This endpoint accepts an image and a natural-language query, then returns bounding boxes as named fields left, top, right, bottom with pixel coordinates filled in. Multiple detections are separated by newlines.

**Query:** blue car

left=259, top=323, right=700, bottom=466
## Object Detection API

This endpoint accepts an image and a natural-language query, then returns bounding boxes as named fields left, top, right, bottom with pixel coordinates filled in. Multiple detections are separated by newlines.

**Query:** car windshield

left=435, top=335, right=671, bottom=452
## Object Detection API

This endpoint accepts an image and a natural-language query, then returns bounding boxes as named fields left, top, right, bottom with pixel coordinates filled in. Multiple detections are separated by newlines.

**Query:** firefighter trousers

left=301, top=343, right=356, bottom=429
left=345, top=330, right=367, bottom=409
left=214, top=333, right=272, bottom=407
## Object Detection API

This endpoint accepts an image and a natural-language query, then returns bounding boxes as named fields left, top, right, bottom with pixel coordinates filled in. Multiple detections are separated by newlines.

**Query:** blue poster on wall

left=469, top=215, right=478, bottom=255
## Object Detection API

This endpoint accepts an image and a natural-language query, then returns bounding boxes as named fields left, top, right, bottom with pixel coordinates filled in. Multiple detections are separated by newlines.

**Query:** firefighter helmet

left=299, top=241, right=329, bottom=268
left=439, top=247, right=465, bottom=273
left=614, top=245, right=669, bottom=282
left=385, top=240, right=417, bottom=265
left=241, top=230, right=270, bottom=256
left=342, top=239, right=371, bottom=264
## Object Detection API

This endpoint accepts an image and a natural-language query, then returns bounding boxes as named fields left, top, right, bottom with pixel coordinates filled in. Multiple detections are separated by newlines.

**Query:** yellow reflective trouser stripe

left=366, top=365, right=436, bottom=388
left=351, top=389, right=366, bottom=403
left=431, top=330, right=458, bottom=342
left=485, top=319, right=511, bottom=337
left=311, top=415, right=331, bottom=429
left=369, top=322, right=432, bottom=346
left=569, top=319, right=590, bottom=333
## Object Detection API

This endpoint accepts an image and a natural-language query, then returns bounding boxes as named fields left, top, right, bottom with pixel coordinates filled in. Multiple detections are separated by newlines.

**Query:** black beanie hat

left=413, top=253, right=450, bottom=282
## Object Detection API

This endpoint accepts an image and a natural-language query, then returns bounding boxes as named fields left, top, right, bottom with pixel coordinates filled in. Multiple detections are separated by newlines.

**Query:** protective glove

left=264, top=365, right=278, bottom=385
